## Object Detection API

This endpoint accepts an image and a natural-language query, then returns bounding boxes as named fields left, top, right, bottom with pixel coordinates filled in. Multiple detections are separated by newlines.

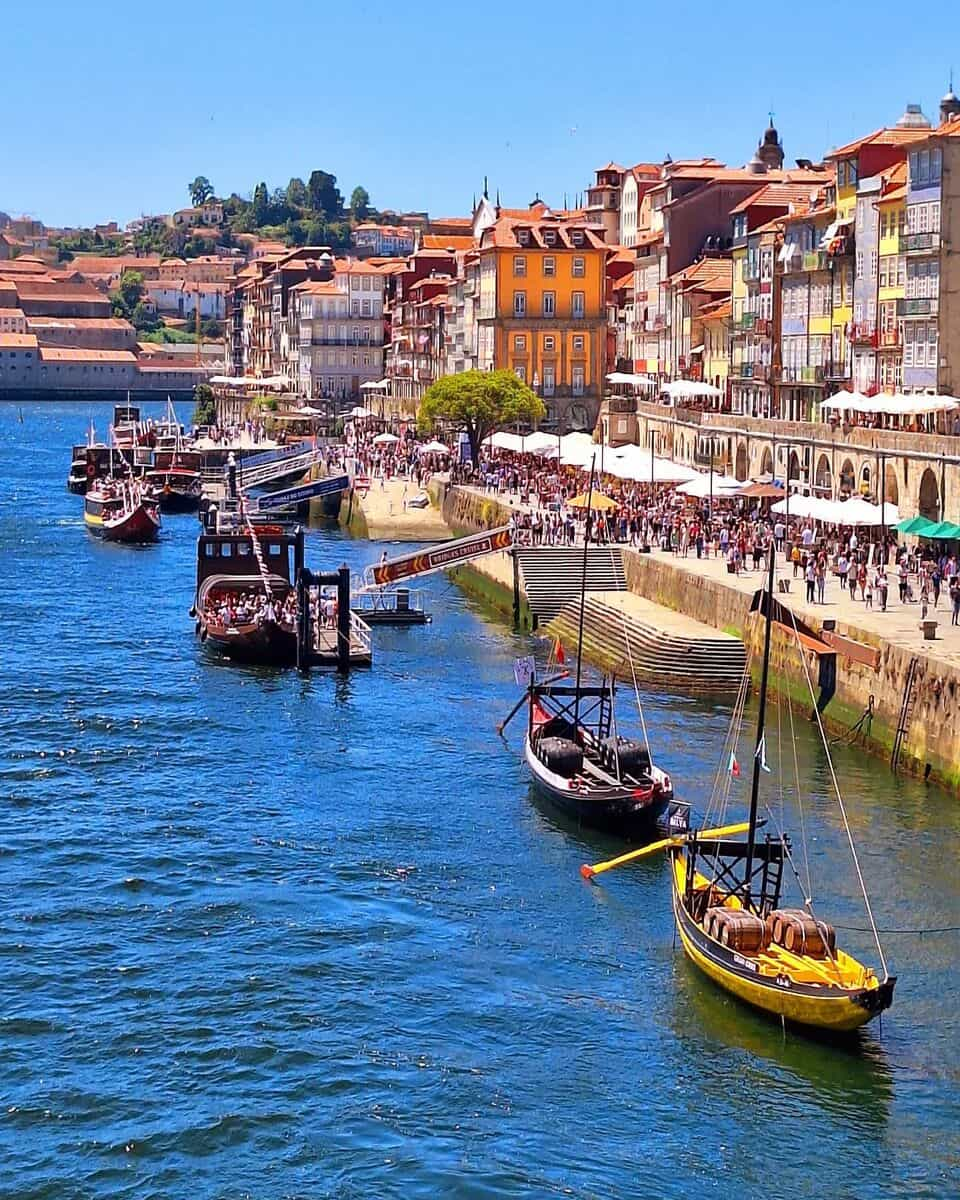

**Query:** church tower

left=756, top=116, right=784, bottom=170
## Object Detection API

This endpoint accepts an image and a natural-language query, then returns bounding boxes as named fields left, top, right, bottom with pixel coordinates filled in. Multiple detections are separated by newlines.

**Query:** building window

left=573, top=334, right=584, bottom=351
left=514, top=334, right=526, bottom=351
left=362, top=299, right=371, bottom=316
left=514, top=363, right=526, bottom=382
left=513, top=291, right=526, bottom=317
left=572, top=256, right=585, bottom=277
left=514, top=255, right=527, bottom=276
left=543, top=229, right=557, bottom=247
left=572, top=291, right=585, bottom=319
left=544, top=335, right=555, bottom=351
left=571, top=230, right=584, bottom=247
left=572, top=366, right=585, bottom=395
left=543, top=256, right=556, bottom=277
left=543, top=365, right=555, bottom=395
left=517, top=229, right=530, bottom=246
left=542, top=291, right=556, bottom=317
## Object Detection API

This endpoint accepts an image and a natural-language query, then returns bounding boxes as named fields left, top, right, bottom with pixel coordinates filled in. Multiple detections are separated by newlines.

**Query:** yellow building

left=876, top=162, right=907, bottom=391
left=476, top=211, right=607, bottom=429
left=701, top=296, right=730, bottom=395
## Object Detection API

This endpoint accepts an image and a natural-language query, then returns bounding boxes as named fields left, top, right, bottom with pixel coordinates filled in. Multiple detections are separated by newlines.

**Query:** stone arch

left=919, top=467, right=941, bottom=521
left=859, top=462, right=872, bottom=496
left=788, top=449, right=802, bottom=486
left=735, top=441, right=748, bottom=481
left=884, top=465, right=899, bottom=506
left=814, top=453, right=832, bottom=498
left=760, top=445, right=774, bottom=477
left=838, top=457, right=856, bottom=495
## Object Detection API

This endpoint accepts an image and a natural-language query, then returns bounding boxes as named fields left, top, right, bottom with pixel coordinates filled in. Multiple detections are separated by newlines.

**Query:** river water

left=1, top=401, right=958, bottom=1199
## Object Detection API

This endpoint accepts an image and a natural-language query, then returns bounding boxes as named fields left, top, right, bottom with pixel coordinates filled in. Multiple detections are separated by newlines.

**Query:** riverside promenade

left=344, top=477, right=451, bottom=541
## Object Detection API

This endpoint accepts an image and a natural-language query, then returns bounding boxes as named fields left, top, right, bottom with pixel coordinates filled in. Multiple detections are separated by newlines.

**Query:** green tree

left=418, top=370, right=545, bottom=463
left=193, top=383, right=217, bottom=426
left=112, top=269, right=145, bottom=317
left=307, top=170, right=342, bottom=217
left=251, top=181, right=270, bottom=225
left=350, top=186, right=370, bottom=220
left=188, top=176, right=214, bottom=206
left=286, top=177, right=308, bottom=207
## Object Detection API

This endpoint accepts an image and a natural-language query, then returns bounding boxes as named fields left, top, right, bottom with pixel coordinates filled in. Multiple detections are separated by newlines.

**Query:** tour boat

left=144, top=466, right=202, bottom=513
left=503, top=458, right=688, bottom=840
left=83, top=480, right=161, bottom=543
left=582, top=551, right=896, bottom=1035
left=193, top=521, right=303, bottom=666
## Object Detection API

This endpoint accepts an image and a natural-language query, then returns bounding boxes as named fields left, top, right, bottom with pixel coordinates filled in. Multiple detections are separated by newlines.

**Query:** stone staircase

left=546, top=594, right=748, bottom=693
left=514, top=547, right=627, bottom=623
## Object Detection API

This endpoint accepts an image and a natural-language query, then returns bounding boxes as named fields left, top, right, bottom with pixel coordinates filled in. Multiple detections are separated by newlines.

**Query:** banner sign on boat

left=371, top=526, right=513, bottom=585
left=255, top=474, right=349, bottom=511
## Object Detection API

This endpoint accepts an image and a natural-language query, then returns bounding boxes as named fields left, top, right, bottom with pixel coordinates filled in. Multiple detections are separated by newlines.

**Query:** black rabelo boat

left=193, top=519, right=303, bottom=665
left=506, top=457, right=687, bottom=840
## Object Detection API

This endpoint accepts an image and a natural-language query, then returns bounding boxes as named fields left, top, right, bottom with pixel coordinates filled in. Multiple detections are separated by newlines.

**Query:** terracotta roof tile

left=40, top=347, right=135, bottom=362
left=0, top=332, right=38, bottom=348
left=825, top=127, right=934, bottom=160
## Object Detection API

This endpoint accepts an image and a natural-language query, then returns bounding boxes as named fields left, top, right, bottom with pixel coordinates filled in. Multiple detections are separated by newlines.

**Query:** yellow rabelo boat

left=582, top=551, right=895, bottom=1035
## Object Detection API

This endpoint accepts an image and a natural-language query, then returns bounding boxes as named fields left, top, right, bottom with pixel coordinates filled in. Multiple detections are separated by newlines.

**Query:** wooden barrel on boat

left=706, top=908, right=765, bottom=952
left=767, top=909, right=836, bottom=958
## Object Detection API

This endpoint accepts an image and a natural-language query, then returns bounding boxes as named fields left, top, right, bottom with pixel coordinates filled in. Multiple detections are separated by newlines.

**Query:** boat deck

left=308, top=627, right=373, bottom=668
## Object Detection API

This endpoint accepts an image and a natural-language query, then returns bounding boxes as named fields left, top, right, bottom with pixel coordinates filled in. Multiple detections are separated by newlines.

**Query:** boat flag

left=756, top=734, right=771, bottom=773
left=555, top=639, right=565, bottom=665
left=728, top=752, right=740, bottom=778
left=513, top=655, right=536, bottom=686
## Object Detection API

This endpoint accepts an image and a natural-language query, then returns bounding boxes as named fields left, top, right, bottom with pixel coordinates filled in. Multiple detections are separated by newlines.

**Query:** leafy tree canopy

left=188, top=176, right=214, bottom=206
left=286, top=177, right=308, bottom=207
left=307, top=170, right=342, bottom=217
left=418, top=370, right=546, bottom=462
left=350, top=186, right=370, bottom=220
left=193, top=383, right=217, bottom=426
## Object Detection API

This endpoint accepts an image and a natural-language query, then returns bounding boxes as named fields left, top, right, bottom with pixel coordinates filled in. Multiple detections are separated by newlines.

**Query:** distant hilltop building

left=351, top=223, right=416, bottom=257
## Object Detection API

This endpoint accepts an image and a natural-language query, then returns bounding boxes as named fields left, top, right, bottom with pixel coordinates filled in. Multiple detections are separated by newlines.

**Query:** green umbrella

left=896, top=515, right=938, bottom=535
left=920, top=520, right=960, bottom=539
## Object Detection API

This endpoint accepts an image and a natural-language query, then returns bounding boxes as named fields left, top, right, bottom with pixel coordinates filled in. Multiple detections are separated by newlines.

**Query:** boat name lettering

left=733, top=953, right=758, bottom=973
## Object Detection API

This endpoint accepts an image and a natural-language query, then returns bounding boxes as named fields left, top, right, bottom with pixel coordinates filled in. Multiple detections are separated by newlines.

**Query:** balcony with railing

left=879, top=328, right=902, bottom=349
left=900, top=231, right=940, bottom=254
left=897, top=296, right=939, bottom=317
left=733, top=312, right=755, bottom=332
left=849, top=322, right=878, bottom=347
left=802, top=249, right=829, bottom=272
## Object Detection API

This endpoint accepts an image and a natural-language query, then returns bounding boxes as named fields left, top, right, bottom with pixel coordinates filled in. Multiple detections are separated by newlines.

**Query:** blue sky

left=5, top=1, right=956, bottom=229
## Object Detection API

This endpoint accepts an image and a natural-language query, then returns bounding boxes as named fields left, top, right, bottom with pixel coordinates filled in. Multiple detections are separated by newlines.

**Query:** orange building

left=476, top=214, right=607, bottom=429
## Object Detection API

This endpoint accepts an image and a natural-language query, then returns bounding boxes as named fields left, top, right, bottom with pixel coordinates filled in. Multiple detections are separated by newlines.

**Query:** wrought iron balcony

left=897, top=297, right=939, bottom=317
left=900, top=231, right=939, bottom=254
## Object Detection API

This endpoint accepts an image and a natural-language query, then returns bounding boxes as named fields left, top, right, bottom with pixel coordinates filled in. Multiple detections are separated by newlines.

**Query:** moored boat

left=581, top=548, right=896, bottom=1035
left=144, top=466, right=202, bottom=512
left=503, top=456, right=688, bottom=840
left=194, top=521, right=303, bottom=666
left=84, top=480, right=161, bottom=543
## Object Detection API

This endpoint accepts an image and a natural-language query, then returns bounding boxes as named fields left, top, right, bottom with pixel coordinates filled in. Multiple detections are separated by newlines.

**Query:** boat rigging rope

left=829, top=696, right=875, bottom=746
left=241, top=502, right=277, bottom=605
left=785, top=604, right=889, bottom=977
left=786, top=674, right=814, bottom=906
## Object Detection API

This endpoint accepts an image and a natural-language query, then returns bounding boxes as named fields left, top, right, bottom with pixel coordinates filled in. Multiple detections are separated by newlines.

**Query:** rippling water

left=1, top=402, right=959, bottom=1198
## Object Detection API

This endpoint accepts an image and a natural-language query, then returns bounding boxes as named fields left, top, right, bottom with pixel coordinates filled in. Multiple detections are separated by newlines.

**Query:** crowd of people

left=204, top=588, right=297, bottom=631
left=452, top=445, right=960, bottom=628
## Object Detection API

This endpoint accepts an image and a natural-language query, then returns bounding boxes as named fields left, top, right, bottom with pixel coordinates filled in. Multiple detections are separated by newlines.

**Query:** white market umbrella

left=348, top=405, right=373, bottom=418
left=662, top=379, right=723, bottom=401
left=373, top=432, right=400, bottom=445
left=420, top=440, right=449, bottom=454
left=675, top=472, right=742, bottom=499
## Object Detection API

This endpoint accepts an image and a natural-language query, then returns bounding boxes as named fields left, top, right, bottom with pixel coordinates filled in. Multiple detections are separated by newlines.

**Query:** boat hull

left=198, top=617, right=297, bottom=666
left=525, top=736, right=676, bottom=838
left=156, top=490, right=200, bottom=514
left=670, top=855, right=895, bottom=1033
left=85, top=502, right=161, bottom=543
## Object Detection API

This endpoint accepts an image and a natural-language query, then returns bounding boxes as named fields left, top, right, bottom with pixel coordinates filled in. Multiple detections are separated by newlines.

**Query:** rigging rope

left=785, top=603, right=889, bottom=978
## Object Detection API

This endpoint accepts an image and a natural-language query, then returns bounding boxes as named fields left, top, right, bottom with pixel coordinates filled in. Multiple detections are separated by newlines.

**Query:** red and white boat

left=84, top=479, right=161, bottom=543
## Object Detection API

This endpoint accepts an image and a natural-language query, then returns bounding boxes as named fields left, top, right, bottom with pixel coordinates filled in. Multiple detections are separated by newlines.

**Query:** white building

left=289, top=261, right=385, bottom=399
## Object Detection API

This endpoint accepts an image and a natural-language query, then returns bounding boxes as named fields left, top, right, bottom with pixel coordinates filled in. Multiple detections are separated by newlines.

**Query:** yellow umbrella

left=567, top=492, right=618, bottom=511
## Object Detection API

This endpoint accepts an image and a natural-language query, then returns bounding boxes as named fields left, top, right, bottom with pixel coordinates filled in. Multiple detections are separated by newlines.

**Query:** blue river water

left=1, top=401, right=958, bottom=1199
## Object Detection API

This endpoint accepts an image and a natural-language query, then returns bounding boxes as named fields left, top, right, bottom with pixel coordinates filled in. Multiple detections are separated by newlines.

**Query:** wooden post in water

left=337, top=564, right=351, bottom=673
left=512, top=548, right=521, bottom=629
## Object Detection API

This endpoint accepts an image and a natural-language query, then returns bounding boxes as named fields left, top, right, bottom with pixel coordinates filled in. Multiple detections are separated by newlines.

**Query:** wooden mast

left=743, top=540, right=776, bottom=907
left=573, top=454, right=596, bottom=727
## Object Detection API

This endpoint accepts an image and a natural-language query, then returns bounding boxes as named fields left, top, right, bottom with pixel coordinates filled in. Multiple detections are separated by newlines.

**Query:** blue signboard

left=256, top=474, right=349, bottom=511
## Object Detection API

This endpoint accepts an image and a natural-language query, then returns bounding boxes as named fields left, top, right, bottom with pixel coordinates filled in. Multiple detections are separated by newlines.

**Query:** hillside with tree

left=53, top=169, right=386, bottom=263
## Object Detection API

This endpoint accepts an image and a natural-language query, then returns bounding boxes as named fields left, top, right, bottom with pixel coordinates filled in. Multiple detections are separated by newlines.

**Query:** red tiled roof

left=40, top=347, right=135, bottom=362
left=0, top=332, right=38, bottom=348
left=481, top=216, right=606, bottom=251
left=825, top=127, right=933, bottom=160
left=421, top=234, right=474, bottom=251
left=700, top=297, right=732, bottom=320
left=730, top=182, right=824, bottom=215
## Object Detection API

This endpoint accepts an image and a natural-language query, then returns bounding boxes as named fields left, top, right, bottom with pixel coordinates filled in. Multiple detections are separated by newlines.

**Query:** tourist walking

left=877, top=570, right=889, bottom=612
left=952, top=579, right=960, bottom=626
left=805, top=559, right=816, bottom=603
left=837, top=553, right=849, bottom=590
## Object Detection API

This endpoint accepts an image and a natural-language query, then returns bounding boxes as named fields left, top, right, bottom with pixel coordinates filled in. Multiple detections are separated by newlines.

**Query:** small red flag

left=555, top=639, right=565, bottom=665
left=729, top=752, right=740, bottom=778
